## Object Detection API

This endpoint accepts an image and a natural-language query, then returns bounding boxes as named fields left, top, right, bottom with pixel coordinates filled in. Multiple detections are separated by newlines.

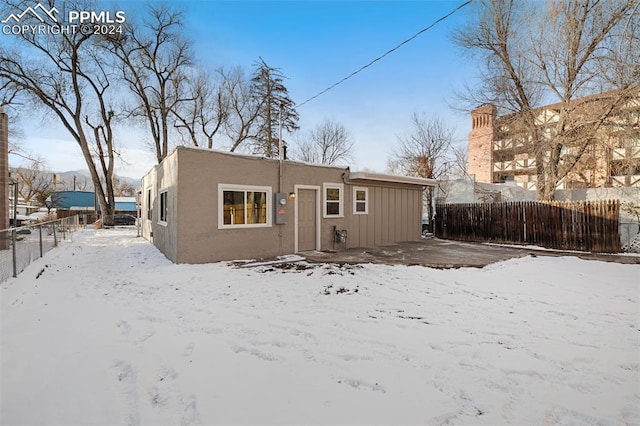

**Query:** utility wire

left=297, top=0, right=473, bottom=108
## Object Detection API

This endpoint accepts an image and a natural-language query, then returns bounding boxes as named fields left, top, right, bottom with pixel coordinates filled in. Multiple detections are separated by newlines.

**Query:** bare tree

left=222, top=66, right=261, bottom=152
left=110, top=4, right=194, bottom=163
left=293, top=119, right=353, bottom=165
left=450, top=144, right=468, bottom=180
left=454, top=0, right=639, bottom=200
left=0, top=0, right=119, bottom=224
left=11, top=158, right=53, bottom=205
left=174, top=68, right=229, bottom=149
left=0, top=82, right=30, bottom=159
left=388, top=114, right=457, bottom=178
left=388, top=114, right=457, bottom=227
left=112, top=176, right=136, bottom=197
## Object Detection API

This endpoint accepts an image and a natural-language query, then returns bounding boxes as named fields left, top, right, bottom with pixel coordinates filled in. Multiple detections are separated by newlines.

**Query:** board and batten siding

left=349, top=185, right=423, bottom=248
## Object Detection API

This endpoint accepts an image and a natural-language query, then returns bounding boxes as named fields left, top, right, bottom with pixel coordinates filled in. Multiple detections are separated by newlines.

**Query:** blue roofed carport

left=49, top=192, right=137, bottom=213
left=49, top=191, right=95, bottom=210
left=114, top=197, right=136, bottom=213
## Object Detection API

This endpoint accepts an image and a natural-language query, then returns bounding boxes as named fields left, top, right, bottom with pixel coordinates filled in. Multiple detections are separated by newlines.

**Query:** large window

left=159, top=190, right=168, bottom=224
left=218, top=184, right=272, bottom=228
left=323, top=183, right=343, bottom=218
left=353, top=186, right=368, bottom=214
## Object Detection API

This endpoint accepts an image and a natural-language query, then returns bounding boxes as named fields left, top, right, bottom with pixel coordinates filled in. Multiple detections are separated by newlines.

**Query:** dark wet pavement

left=302, top=237, right=640, bottom=268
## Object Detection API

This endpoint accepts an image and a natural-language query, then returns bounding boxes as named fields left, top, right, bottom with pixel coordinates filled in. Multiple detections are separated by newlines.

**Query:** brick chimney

left=467, top=104, right=497, bottom=183
left=0, top=106, right=8, bottom=232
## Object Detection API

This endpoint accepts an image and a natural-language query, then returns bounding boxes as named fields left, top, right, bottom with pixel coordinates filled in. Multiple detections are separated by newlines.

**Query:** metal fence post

left=0, top=215, right=83, bottom=284
left=39, top=224, right=43, bottom=257
left=11, top=228, right=17, bottom=278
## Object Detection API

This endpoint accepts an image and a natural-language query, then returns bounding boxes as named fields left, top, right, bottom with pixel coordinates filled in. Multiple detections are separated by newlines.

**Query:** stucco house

left=140, top=146, right=436, bottom=264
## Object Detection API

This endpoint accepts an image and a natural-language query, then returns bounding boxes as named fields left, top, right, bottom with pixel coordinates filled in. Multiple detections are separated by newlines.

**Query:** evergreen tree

left=250, top=58, right=299, bottom=158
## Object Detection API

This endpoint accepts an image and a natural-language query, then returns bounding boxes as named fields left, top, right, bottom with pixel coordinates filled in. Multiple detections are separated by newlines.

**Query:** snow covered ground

left=1, top=228, right=638, bottom=425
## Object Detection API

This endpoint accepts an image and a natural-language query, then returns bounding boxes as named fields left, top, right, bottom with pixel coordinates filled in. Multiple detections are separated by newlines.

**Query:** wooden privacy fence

left=435, top=200, right=621, bottom=253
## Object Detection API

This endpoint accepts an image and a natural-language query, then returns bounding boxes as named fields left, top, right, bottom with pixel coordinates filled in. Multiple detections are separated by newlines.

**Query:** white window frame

left=323, top=183, right=344, bottom=218
left=218, top=184, right=272, bottom=229
left=353, top=186, right=369, bottom=215
left=146, top=187, right=153, bottom=221
left=158, top=189, right=168, bottom=226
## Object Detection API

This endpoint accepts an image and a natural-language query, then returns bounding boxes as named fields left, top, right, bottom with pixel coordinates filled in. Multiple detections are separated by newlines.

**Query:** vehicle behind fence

left=0, top=215, right=82, bottom=283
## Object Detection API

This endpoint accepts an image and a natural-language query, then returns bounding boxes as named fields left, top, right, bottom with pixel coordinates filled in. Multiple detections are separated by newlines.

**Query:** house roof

left=173, top=145, right=350, bottom=171
left=148, top=146, right=439, bottom=187
left=348, top=171, right=437, bottom=187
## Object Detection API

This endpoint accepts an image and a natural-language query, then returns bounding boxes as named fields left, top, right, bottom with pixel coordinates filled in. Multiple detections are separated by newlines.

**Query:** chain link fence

left=0, top=215, right=82, bottom=283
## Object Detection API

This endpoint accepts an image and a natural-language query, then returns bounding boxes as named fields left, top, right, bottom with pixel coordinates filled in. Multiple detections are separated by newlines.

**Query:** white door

left=297, top=189, right=317, bottom=251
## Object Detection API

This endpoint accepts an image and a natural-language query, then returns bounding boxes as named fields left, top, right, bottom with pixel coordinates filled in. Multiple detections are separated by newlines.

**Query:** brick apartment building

left=467, top=89, right=640, bottom=191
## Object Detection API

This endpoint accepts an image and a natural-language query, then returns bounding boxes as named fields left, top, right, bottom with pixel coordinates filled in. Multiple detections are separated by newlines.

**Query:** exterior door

left=297, top=189, right=317, bottom=251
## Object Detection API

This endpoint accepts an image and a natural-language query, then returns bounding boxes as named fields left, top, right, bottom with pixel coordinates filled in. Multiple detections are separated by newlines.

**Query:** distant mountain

left=53, top=170, right=140, bottom=192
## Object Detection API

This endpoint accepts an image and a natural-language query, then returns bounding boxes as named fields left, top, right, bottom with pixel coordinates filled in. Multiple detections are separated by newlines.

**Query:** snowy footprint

left=109, top=359, right=140, bottom=426
left=147, top=366, right=201, bottom=425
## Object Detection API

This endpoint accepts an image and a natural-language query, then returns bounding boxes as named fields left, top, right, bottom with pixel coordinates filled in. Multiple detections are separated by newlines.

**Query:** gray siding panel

left=381, top=187, right=389, bottom=245
left=367, top=191, right=376, bottom=246
left=403, top=189, right=409, bottom=239
left=359, top=214, right=367, bottom=247
left=387, top=188, right=395, bottom=243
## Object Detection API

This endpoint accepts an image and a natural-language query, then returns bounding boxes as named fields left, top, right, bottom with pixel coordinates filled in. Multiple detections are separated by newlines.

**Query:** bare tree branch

left=222, top=66, right=261, bottom=152
left=292, top=119, right=354, bottom=166
left=109, top=4, right=194, bottom=163
left=387, top=114, right=458, bottom=226
left=0, top=0, right=120, bottom=223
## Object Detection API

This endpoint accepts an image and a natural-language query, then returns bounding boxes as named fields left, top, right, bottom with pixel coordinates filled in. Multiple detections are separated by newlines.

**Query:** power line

left=297, top=0, right=473, bottom=108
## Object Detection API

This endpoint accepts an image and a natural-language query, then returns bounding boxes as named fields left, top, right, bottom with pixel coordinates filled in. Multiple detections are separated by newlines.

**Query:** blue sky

left=14, top=0, right=476, bottom=178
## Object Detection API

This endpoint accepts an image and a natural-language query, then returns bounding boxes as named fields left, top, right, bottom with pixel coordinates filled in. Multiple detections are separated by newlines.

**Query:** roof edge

left=349, top=171, right=437, bottom=187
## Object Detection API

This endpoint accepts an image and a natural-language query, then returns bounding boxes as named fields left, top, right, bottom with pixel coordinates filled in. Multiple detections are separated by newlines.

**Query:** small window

left=323, top=183, right=343, bottom=218
left=218, top=184, right=272, bottom=229
left=353, top=187, right=368, bottom=214
left=146, top=189, right=152, bottom=220
left=159, top=190, right=168, bottom=224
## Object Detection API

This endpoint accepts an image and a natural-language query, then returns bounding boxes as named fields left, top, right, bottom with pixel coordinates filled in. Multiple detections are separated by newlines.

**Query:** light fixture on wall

left=288, top=192, right=296, bottom=200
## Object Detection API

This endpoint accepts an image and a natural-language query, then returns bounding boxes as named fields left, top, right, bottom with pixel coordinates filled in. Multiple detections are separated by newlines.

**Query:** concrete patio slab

left=302, top=237, right=640, bottom=268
